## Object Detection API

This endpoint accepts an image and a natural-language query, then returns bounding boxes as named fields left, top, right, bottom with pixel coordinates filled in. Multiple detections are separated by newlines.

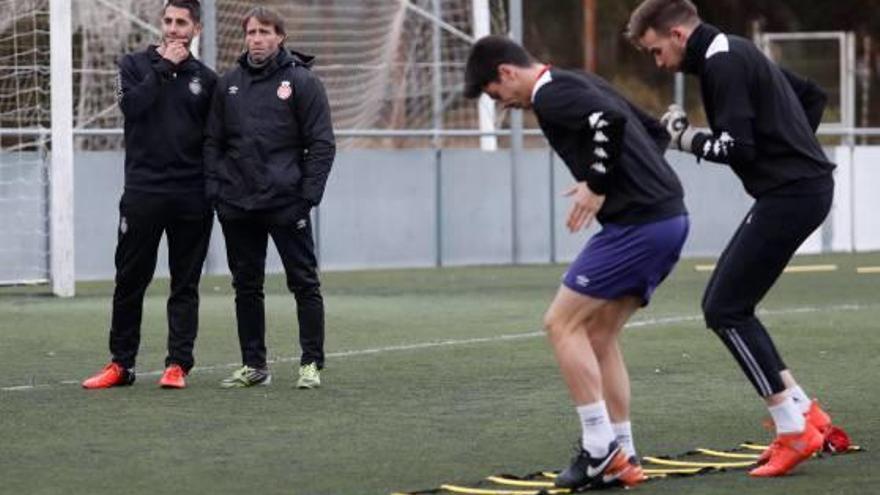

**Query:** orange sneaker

left=806, top=400, right=852, bottom=453
left=159, top=364, right=187, bottom=389
left=82, top=362, right=135, bottom=389
left=749, top=422, right=823, bottom=477
left=806, top=400, right=831, bottom=434
left=757, top=399, right=838, bottom=465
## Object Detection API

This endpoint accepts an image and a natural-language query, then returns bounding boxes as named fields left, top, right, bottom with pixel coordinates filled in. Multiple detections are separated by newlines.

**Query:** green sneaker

left=296, top=363, right=321, bottom=389
left=220, top=365, right=271, bottom=388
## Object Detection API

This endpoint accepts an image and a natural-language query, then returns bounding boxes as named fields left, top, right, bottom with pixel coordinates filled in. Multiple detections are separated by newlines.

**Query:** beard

left=163, top=34, right=193, bottom=48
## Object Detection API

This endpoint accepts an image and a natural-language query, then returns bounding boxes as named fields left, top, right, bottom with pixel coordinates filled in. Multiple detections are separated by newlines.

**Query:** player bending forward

left=464, top=36, right=689, bottom=490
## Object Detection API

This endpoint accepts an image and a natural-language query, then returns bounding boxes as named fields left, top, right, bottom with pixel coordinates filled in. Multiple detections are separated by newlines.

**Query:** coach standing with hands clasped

left=205, top=7, right=335, bottom=389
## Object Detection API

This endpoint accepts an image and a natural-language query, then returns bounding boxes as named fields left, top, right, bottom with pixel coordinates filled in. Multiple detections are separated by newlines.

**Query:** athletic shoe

left=627, top=456, right=646, bottom=483
left=296, top=362, right=321, bottom=389
left=554, top=441, right=644, bottom=490
left=158, top=364, right=187, bottom=389
left=81, top=362, right=135, bottom=389
left=805, top=400, right=852, bottom=453
left=749, top=421, right=823, bottom=477
left=757, top=399, right=841, bottom=465
left=591, top=456, right=646, bottom=489
left=806, top=400, right=832, bottom=434
left=219, top=365, right=271, bottom=388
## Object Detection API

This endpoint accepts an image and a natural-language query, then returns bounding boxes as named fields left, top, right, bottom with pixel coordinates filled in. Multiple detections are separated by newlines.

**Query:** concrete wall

left=0, top=152, right=48, bottom=284
left=4, top=147, right=877, bottom=282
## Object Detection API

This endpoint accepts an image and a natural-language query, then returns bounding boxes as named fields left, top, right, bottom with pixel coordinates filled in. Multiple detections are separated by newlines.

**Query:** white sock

left=576, top=401, right=616, bottom=458
left=612, top=421, right=637, bottom=460
left=768, top=396, right=806, bottom=434
left=788, top=385, right=812, bottom=414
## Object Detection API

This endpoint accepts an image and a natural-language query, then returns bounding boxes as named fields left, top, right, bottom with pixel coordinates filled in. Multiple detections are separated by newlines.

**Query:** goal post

left=49, top=0, right=75, bottom=297
left=472, top=0, right=497, bottom=151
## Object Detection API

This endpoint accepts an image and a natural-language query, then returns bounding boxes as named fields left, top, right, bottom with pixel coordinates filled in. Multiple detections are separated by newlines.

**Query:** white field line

left=0, top=303, right=869, bottom=393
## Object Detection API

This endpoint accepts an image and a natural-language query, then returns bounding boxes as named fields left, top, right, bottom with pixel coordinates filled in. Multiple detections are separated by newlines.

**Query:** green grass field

left=1, top=253, right=878, bottom=495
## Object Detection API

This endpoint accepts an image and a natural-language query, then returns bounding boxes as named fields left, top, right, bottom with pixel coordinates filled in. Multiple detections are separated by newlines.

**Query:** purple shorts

left=563, top=214, right=689, bottom=306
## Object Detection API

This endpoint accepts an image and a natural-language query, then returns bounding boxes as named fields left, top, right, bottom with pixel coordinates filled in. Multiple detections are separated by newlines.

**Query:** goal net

left=215, top=0, right=509, bottom=146
left=0, top=0, right=51, bottom=285
left=0, top=0, right=509, bottom=288
left=70, top=0, right=511, bottom=148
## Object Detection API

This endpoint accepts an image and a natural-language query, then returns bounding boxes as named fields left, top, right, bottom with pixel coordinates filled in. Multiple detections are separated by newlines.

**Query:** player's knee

left=291, top=284, right=322, bottom=304
left=702, top=296, right=726, bottom=330
left=543, top=310, right=567, bottom=339
left=588, top=331, right=614, bottom=356
left=232, top=277, right=264, bottom=297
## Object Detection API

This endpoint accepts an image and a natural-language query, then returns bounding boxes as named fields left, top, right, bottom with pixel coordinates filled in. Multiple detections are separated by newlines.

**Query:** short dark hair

left=163, top=0, right=202, bottom=25
left=241, top=7, right=287, bottom=37
left=626, top=0, right=699, bottom=44
left=463, top=35, right=534, bottom=99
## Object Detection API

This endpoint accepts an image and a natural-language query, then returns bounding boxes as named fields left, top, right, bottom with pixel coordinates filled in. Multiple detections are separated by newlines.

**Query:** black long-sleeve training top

left=682, top=23, right=835, bottom=198
left=532, top=67, right=686, bottom=225
left=204, top=48, right=336, bottom=211
left=117, top=46, right=217, bottom=193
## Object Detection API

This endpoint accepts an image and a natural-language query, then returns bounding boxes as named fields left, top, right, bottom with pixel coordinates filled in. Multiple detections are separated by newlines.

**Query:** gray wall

left=64, top=148, right=766, bottom=281
left=0, top=152, right=49, bottom=284
left=10, top=147, right=872, bottom=282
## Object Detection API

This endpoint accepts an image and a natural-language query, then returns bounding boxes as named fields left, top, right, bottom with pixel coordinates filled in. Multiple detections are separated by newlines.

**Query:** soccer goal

left=0, top=0, right=510, bottom=295
left=758, top=31, right=857, bottom=134
left=1, top=0, right=73, bottom=296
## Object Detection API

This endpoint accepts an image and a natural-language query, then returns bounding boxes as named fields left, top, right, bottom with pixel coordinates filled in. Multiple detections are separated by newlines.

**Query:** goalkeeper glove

left=661, top=104, right=700, bottom=153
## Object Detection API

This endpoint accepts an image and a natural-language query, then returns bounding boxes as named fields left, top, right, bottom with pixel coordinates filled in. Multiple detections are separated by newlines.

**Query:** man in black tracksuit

left=82, top=0, right=216, bottom=390
left=629, top=0, right=847, bottom=478
left=205, top=7, right=335, bottom=389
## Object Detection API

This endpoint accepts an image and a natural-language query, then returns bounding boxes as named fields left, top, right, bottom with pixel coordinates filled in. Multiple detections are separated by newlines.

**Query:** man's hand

left=660, top=104, right=698, bottom=153
left=563, top=182, right=605, bottom=233
left=159, top=40, right=189, bottom=65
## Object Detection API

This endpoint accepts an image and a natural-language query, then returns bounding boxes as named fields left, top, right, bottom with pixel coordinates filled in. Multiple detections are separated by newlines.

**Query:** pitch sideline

left=0, top=303, right=869, bottom=392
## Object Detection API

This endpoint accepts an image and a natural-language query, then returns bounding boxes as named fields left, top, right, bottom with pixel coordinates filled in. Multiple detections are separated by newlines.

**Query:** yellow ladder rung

left=695, top=448, right=761, bottom=459
left=643, top=456, right=755, bottom=469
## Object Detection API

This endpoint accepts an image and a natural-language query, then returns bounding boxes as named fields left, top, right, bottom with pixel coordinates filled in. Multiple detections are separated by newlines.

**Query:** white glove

left=661, top=104, right=698, bottom=153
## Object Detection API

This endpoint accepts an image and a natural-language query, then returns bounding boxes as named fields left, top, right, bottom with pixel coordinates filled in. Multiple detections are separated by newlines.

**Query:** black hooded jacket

left=683, top=23, right=835, bottom=198
left=204, top=48, right=336, bottom=211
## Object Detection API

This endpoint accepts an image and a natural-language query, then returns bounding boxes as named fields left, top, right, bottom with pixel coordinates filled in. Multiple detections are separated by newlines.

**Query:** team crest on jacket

left=277, top=80, right=293, bottom=100
left=189, top=77, right=202, bottom=95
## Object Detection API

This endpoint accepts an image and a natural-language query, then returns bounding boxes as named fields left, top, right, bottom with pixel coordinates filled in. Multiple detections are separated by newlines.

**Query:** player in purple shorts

left=465, top=36, right=688, bottom=490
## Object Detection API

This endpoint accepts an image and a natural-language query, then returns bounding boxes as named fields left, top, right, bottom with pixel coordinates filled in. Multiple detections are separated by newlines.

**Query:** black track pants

left=702, top=182, right=833, bottom=397
left=109, top=190, right=213, bottom=372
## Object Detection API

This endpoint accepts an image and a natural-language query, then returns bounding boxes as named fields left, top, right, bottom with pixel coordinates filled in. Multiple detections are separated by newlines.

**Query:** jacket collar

left=682, top=23, right=723, bottom=75
left=237, top=48, right=316, bottom=76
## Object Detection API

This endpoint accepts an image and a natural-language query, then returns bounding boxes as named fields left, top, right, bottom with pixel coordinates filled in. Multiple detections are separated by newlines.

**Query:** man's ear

left=497, top=64, right=516, bottom=81
left=669, top=26, right=688, bottom=45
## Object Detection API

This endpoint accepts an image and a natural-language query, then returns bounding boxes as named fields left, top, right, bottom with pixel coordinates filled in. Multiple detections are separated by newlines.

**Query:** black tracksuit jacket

left=204, top=49, right=335, bottom=211
left=683, top=23, right=835, bottom=198
left=533, top=68, right=686, bottom=225
left=118, top=46, right=217, bottom=193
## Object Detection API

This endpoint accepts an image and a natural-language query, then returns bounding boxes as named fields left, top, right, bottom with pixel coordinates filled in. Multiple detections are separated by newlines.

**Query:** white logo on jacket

left=277, top=80, right=293, bottom=100
left=189, top=77, right=202, bottom=95
left=228, top=85, right=239, bottom=95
